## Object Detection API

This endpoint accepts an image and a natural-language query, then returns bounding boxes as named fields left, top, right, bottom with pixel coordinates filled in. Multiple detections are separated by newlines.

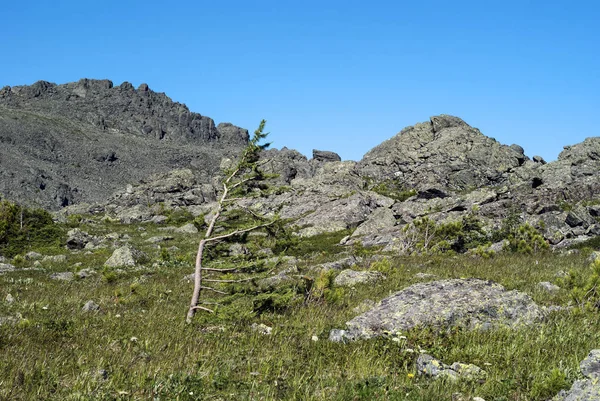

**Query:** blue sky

left=1, top=1, right=598, bottom=161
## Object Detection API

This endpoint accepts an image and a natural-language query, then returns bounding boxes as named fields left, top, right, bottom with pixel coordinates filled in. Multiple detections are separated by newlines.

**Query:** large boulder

left=104, top=246, right=148, bottom=267
left=333, top=269, right=385, bottom=287
left=338, top=278, right=544, bottom=340
left=312, top=149, right=342, bottom=163
left=66, top=228, right=93, bottom=250
left=351, top=207, right=396, bottom=238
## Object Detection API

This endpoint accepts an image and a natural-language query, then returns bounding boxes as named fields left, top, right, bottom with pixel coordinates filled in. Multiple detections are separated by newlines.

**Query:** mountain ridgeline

left=0, top=79, right=248, bottom=209
left=1, top=78, right=600, bottom=250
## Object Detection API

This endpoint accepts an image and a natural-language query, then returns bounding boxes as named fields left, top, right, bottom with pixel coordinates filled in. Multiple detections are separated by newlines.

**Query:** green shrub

left=398, top=213, right=488, bottom=255
left=0, top=199, right=63, bottom=257
left=561, top=259, right=600, bottom=309
left=504, top=223, right=549, bottom=254
left=529, top=367, right=569, bottom=399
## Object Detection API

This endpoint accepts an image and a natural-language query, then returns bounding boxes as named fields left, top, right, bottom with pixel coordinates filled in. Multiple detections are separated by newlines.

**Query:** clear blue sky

left=2, top=1, right=598, bottom=161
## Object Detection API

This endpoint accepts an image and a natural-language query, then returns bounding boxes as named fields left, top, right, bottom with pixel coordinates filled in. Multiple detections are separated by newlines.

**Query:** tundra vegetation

left=1, top=195, right=599, bottom=400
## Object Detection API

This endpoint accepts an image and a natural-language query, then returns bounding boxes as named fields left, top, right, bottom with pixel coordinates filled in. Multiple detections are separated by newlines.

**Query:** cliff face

left=0, top=79, right=248, bottom=209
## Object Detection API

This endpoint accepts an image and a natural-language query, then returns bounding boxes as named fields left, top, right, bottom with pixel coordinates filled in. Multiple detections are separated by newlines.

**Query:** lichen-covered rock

left=538, top=281, right=560, bottom=293
left=312, top=149, right=342, bottom=163
left=356, top=115, right=528, bottom=191
left=351, top=207, right=396, bottom=238
left=104, top=246, right=148, bottom=267
left=341, top=279, right=544, bottom=340
left=174, top=223, right=198, bottom=234
left=416, top=354, right=486, bottom=382
left=333, top=269, right=385, bottom=287
left=24, top=251, right=43, bottom=260
left=50, top=272, right=74, bottom=281
left=0, top=263, right=16, bottom=274
left=553, top=350, right=600, bottom=400
left=82, top=300, right=100, bottom=312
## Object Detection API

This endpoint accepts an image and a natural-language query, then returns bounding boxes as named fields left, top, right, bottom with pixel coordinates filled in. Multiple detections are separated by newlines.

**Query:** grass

left=0, top=214, right=599, bottom=400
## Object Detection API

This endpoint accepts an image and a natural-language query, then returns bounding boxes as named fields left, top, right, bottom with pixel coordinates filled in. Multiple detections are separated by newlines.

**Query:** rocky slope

left=0, top=79, right=248, bottom=209
left=1, top=79, right=598, bottom=249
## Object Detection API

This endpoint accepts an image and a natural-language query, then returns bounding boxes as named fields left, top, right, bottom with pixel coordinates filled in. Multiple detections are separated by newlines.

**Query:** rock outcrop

left=356, top=115, right=528, bottom=191
left=332, top=279, right=544, bottom=341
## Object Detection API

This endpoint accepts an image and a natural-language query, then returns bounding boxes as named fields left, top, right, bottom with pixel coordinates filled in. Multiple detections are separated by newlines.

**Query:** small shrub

left=0, top=199, right=63, bottom=257
left=561, top=259, right=600, bottom=309
left=504, top=223, right=549, bottom=254
left=529, top=368, right=569, bottom=399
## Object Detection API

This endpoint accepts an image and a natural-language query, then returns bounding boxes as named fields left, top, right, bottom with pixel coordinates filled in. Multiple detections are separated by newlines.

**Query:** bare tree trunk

left=186, top=239, right=209, bottom=323
left=186, top=183, right=229, bottom=323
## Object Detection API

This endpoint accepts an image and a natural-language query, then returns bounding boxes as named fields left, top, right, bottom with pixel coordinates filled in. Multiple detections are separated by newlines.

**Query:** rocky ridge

left=0, top=79, right=248, bottom=209
left=59, top=115, right=600, bottom=251
left=0, top=80, right=598, bottom=249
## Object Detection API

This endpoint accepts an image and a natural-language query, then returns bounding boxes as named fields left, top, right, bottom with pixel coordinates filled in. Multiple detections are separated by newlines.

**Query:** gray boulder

left=351, top=207, right=396, bottom=238
left=333, top=269, right=385, bottom=287
left=174, top=223, right=198, bottom=234
left=553, top=350, right=600, bottom=400
left=340, top=279, right=544, bottom=340
left=588, top=251, right=600, bottom=264
left=50, top=272, right=74, bottom=281
left=312, top=149, right=342, bottom=163
left=66, top=228, right=93, bottom=250
left=0, top=263, right=16, bottom=274
left=25, top=251, right=43, bottom=260
left=104, top=246, right=148, bottom=267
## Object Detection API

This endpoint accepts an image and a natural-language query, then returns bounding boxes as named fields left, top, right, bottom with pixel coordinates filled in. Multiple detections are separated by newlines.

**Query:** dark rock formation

left=312, top=149, right=342, bottom=163
left=0, top=79, right=248, bottom=209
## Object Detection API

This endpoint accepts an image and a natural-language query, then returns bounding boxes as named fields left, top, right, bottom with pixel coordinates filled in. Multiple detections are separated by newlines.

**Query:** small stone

left=25, top=251, right=43, bottom=260
left=82, top=300, right=100, bottom=312
left=50, top=272, right=74, bottom=281
left=175, top=223, right=198, bottom=234
left=104, top=246, right=147, bottom=267
left=251, top=323, right=272, bottom=335
left=5, top=294, right=14, bottom=303
left=588, top=251, right=600, bottom=264
left=150, top=215, right=168, bottom=225
left=538, top=281, right=560, bottom=293
left=78, top=268, right=95, bottom=279
left=328, top=329, right=349, bottom=343
left=66, top=228, right=92, bottom=250
left=145, top=235, right=174, bottom=243
left=0, top=263, right=16, bottom=273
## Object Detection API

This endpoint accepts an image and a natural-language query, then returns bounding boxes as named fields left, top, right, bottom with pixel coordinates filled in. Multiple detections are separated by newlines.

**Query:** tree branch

left=200, top=286, right=227, bottom=295
left=204, top=277, right=257, bottom=283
